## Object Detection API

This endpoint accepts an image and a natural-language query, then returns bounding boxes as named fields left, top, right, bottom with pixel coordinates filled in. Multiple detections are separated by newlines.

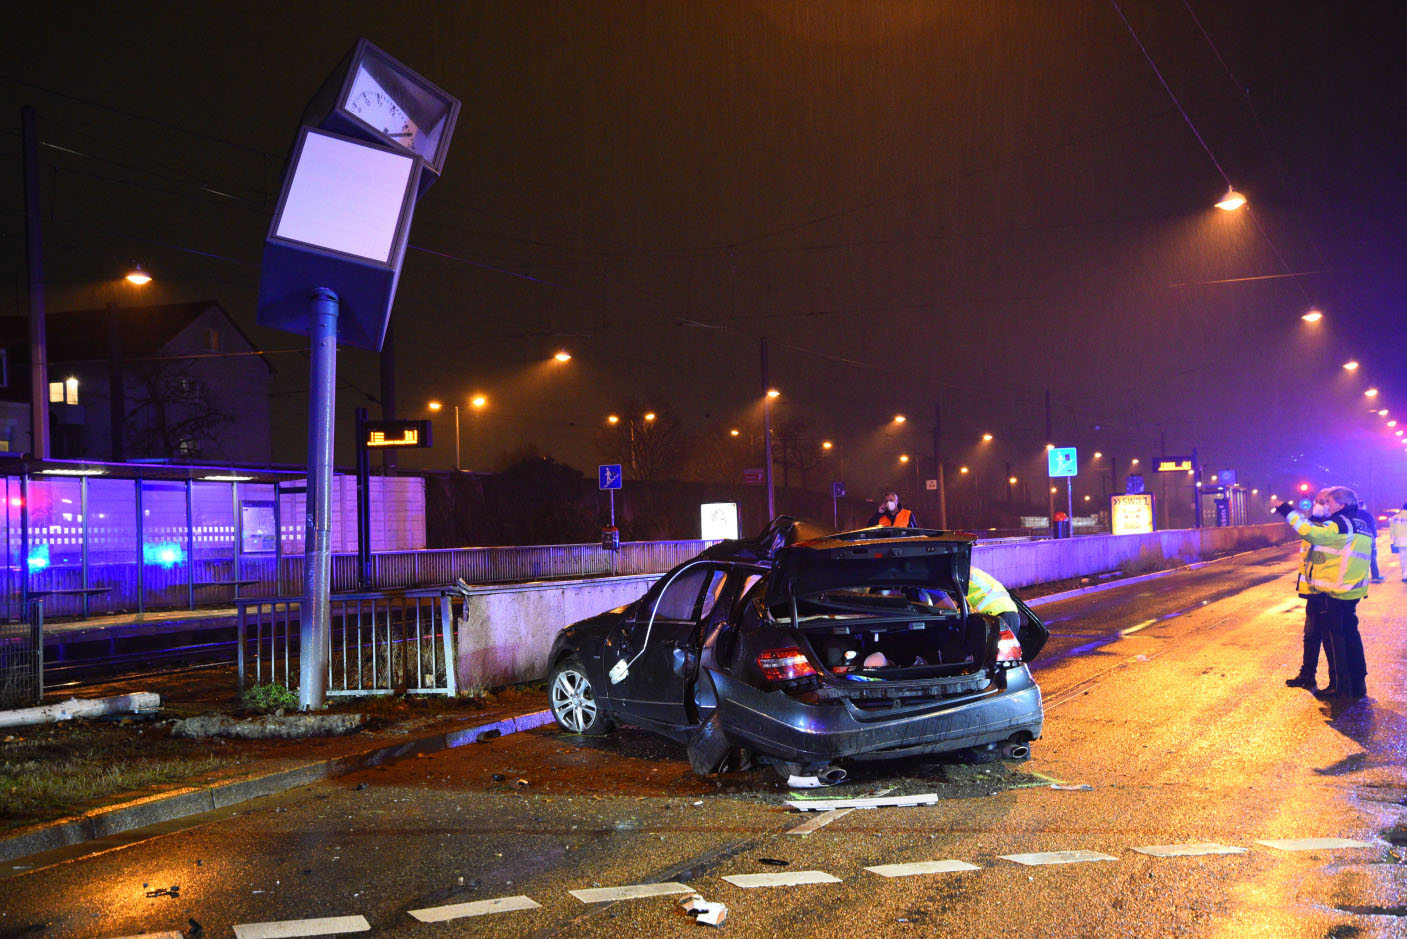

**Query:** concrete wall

left=970, top=522, right=1292, bottom=589
left=454, top=523, right=1295, bottom=690
left=456, top=573, right=662, bottom=691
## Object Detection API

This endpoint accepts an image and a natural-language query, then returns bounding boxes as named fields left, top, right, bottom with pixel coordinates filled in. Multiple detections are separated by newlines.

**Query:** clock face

left=344, top=66, right=423, bottom=153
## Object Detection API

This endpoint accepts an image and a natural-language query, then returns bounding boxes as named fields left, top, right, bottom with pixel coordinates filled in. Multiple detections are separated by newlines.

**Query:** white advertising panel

left=1111, top=493, right=1155, bottom=535
left=701, top=502, right=740, bottom=541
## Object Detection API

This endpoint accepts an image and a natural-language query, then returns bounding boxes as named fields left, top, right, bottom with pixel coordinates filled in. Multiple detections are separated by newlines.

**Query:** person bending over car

left=968, top=566, right=1020, bottom=636
left=868, top=490, right=917, bottom=527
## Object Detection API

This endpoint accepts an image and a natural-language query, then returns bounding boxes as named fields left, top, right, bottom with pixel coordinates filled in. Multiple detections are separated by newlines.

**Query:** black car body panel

left=546, top=520, right=1046, bottom=776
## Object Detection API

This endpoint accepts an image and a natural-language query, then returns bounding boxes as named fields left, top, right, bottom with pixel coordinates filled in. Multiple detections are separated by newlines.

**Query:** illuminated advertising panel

left=700, top=502, right=740, bottom=541
left=1111, top=493, right=1155, bottom=535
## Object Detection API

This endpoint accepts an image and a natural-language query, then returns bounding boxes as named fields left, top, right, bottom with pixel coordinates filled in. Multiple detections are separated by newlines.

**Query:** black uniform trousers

left=1300, top=593, right=1366, bottom=695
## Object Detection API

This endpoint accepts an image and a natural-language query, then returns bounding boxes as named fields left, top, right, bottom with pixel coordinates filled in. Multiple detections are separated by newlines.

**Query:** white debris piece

left=679, top=893, right=728, bottom=927
left=785, top=793, right=937, bottom=812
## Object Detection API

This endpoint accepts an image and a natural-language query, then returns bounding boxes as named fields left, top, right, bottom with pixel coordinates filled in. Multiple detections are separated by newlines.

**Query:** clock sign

left=303, top=38, right=460, bottom=193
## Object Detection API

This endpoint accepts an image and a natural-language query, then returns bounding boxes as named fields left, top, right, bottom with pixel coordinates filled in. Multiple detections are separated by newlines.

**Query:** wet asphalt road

left=3, top=543, right=1406, bottom=938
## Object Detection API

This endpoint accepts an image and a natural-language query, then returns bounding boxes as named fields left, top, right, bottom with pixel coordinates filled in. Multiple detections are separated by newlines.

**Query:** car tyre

left=549, top=655, right=611, bottom=735
left=687, top=713, right=734, bottom=776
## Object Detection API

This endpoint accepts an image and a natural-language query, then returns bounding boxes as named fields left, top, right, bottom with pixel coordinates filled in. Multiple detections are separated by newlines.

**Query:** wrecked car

left=546, top=518, right=1047, bottom=785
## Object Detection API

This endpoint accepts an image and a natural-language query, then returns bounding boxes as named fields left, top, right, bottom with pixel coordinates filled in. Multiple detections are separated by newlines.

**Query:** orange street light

left=552, top=350, right=572, bottom=363
left=1344, top=360, right=1360, bottom=371
left=1093, top=451, right=1103, bottom=459
left=124, top=264, right=152, bottom=286
left=470, top=394, right=488, bottom=408
left=1131, top=458, right=1140, bottom=465
left=899, top=454, right=910, bottom=463
left=1008, top=476, right=1017, bottom=485
left=428, top=400, right=443, bottom=412
left=821, top=440, right=833, bottom=450
left=1215, top=187, right=1247, bottom=211
left=1301, top=309, right=1323, bottom=323
left=959, top=466, right=969, bottom=474
left=1366, top=388, right=1379, bottom=398
left=644, top=412, right=656, bottom=422
left=981, top=433, right=993, bottom=442
left=607, top=414, right=620, bottom=425
left=893, top=414, right=906, bottom=424
left=729, top=428, right=740, bottom=437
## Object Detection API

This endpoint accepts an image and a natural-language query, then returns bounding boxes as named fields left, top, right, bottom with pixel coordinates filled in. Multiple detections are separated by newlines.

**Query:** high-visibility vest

left=967, top=565, right=1018, bottom=615
left=1390, top=511, right=1407, bottom=549
left=878, top=509, right=914, bottom=527
left=1285, top=509, right=1372, bottom=599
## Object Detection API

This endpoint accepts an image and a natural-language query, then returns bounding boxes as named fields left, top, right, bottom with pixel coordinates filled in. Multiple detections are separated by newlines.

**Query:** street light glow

left=644, top=412, right=656, bottom=422
left=1214, top=187, right=1247, bottom=211
left=893, top=414, right=906, bottom=424
left=982, top=433, right=993, bottom=442
left=1366, top=388, right=1379, bottom=397
left=124, top=264, right=152, bottom=285
left=607, top=414, right=620, bottom=424
left=1131, top=458, right=1140, bottom=465
left=1045, top=443, right=1053, bottom=450
left=1377, top=409, right=1388, bottom=416
left=470, top=395, right=487, bottom=408
left=821, top=440, right=832, bottom=449
left=553, top=350, right=572, bottom=363
left=1389, top=420, right=1398, bottom=427
left=1344, top=360, right=1359, bottom=370
left=729, top=428, right=740, bottom=436
left=427, top=401, right=443, bottom=411
left=899, top=454, right=910, bottom=463
left=1301, top=309, right=1323, bottom=323
left=766, top=388, right=780, bottom=398
left=1093, top=451, right=1102, bottom=459
left=1008, top=476, right=1017, bottom=485
left=959, top=466, right=969, bottom=474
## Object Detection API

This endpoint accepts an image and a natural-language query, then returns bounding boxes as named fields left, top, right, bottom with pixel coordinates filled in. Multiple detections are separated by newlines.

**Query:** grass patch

left=0, top=730, right=234, bottom=827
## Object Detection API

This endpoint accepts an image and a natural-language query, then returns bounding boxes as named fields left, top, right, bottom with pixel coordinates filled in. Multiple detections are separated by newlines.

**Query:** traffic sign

left=1047, top=447, right=1077, bottom=478
left=598, top=464, right=622, bottom=490
left=743, top=468, right=765, bottom=485
left=925, top=478, right=938, bottom=491
left=832, top=481, right=846, bottom=498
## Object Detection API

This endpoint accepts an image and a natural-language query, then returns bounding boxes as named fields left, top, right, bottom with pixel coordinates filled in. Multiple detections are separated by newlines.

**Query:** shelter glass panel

left=140, top=480, right=190, bottom=609
left=25, top=478, right=84, bottom=615
left=87, top=478, right=137, bottom=614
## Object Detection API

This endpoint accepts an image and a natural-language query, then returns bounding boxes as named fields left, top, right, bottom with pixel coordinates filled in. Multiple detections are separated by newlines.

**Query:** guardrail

left=236, top=588, right=460, bottom=697
left=0, top=601, right=44, bottom=708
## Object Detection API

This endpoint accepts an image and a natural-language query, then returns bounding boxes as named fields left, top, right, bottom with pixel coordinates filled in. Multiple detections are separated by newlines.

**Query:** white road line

left=723, top=870, right=843, bottom=888
left=999, top=850, right=1119, bottom=866
left=569, top=882, right=694, bottom=903
left=232, top=916, right=370, bottom=939
left=865, top=860, right=981, bottom=877
left=108, top=933, right=185, bottom=939
left=787, top=807, right=856, bottom=835
left=1255, top=837, right=1373, bottom=852
left=408, top=895, right=540, bottom=921
left=1132, top=843, right=1246, bottom=857
left=1120, top=619, right=1156, bottom=636
left=785, top=793, right=937, bottom=812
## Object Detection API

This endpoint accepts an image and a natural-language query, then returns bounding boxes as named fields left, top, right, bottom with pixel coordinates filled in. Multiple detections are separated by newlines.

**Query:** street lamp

left=106, top=263, right=154, bottom=461
left=124, top=264, right=152, bottom=286
left=552, top=350, right=572, bottom=363
left=1366, top=388, right=1379, bottom=398
left=1215, top=187, right=1247, bottom=211
left=1344, top=360, right=1360, bottom=371
left=1301, top=309, right=1323, bottom=323
left=428, top=399, right=460, bottom=469
left=981, top=433, right=993, bottom=442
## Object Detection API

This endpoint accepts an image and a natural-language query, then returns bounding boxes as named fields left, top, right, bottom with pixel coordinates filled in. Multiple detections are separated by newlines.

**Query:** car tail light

left=757, top=647, right=817, bottom=682
left=996, top=628, right=1023, bottom=667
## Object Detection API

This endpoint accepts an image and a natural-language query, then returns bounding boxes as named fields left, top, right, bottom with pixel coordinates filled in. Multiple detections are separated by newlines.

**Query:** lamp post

left=107, top=265, right=153, bottom=462
left=428, top=400, right=458, bottom=469
left=761, top=338, right=776, bottom=519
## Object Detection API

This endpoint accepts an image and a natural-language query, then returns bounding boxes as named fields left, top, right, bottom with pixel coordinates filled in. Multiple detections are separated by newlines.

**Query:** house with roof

left=0, top=301, right=272, bottom=463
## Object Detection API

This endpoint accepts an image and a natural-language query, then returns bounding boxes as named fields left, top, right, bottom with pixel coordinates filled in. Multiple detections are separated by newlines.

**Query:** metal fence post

left=440, top=593, right=457, bottom=696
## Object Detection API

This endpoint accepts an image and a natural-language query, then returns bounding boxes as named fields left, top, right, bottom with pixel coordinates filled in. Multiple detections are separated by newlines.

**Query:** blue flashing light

left=143, top=542, right=185, bottom=569
left=26, top=545, right=50, bottom=571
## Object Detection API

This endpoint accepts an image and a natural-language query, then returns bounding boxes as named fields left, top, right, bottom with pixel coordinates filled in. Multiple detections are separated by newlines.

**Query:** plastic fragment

left=1049, top=784, right=1093, bottom=791
left=757, top=858, right=789, bottom=866
left=514, top=778, right=530, bottom=789
left=145, top=885, right=180, bottom=898
left=679, top=893, right=728, bottom=927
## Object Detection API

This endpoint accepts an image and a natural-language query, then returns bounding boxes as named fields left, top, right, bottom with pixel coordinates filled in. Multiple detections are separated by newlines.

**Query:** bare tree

left=679, top=421, right=757, bottom=484
left=774, top=418, right=826, bottom=490
left=123, top=361, right=234, bottom=460
left=594, top=400, right=688, bottom=481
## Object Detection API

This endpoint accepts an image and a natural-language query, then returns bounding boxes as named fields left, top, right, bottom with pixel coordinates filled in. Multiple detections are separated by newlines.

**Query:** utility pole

left=761, top=337, right=775, bottom=519
left=22, top=106, right=49, bottom=459
left=107, top=303, right=125, bottom=462
left=1045, top=389, right=1053, bottom=529
left=379, top=320, right=397, bottom=475
left=932, top=400, right=947, bottom=528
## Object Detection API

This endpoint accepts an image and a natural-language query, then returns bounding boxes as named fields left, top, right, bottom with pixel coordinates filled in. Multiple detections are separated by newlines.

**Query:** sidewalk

left=0, top=665, right=551, bottom=864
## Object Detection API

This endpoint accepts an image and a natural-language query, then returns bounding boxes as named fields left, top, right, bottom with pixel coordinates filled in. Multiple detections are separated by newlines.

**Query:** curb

left=0, top=708, right=554, bottom=866
left=1022, top=542, right=1291, bottom=609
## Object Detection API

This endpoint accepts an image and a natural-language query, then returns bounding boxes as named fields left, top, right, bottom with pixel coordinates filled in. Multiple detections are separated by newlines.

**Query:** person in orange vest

left=867, top=490, right=918, bottom=527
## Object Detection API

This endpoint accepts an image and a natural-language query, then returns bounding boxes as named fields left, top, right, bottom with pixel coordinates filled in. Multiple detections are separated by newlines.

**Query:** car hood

left=765, top=529, right=973, bottom=606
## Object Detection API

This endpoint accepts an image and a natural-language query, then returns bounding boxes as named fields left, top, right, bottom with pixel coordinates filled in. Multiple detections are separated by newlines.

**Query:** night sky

left=3, top=1, right=1405, bottom=510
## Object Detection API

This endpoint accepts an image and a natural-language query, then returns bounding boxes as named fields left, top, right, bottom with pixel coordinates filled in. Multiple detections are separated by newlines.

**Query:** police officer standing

left=868, top=490, right=917, bottom=528
left=1390, top=502, right=1407, bottom=582
left=1277, top=486, right=1372, bottom=700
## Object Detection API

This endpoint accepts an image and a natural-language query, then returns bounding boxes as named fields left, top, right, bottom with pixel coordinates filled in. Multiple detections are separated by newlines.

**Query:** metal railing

left=0, top=601, right=44, bottom=708
left=236, top=588, right=460, bottom=698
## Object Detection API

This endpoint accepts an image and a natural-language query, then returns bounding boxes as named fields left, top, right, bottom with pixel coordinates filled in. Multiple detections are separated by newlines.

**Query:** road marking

left=999, top=850, right=1118, bottom=866
left=787, top=807, right=855, bottom=835
left=1120, top=619, right=1156, bottom=636
left=865, top=860, right=981, bottom=877
left=569, top=882, right=694, bottom=903
left=1255, top=837, right=1373, bottom=852
left=1132, top=843, right=1246, bottom=857
left=785, top=793, right=937, bottom=812
left=722, top=870, right=842, bottom=888
left=409, top=895, right=540, bottom=921
left=232, top=916, right=370, bottom=939
left=108, top=933, right=184, bottom=939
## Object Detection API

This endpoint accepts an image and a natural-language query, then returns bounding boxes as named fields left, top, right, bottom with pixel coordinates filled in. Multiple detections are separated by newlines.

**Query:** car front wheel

left=549, top=656, right=611, bottom=735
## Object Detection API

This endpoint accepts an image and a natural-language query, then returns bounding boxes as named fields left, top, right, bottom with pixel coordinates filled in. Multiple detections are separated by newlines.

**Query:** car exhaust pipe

left=1000, top=740, right=1030, bottom=760
left=818, top=766, right=849, bottom=786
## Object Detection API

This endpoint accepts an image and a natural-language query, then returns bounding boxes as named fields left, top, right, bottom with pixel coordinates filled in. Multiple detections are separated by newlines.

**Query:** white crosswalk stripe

left=1000, top=850, right=1119, bottom=866
left=232, top=916, right=370, bottom=939
left=1255, top=837, right=1372, bottom=851
left=865, top=860, right=981, bottom=877
left=722, top=870, right=843, bottom=888
left=1133, top=843, right=1246, bottom=857
left=409, top=895, right=540, bottom=921
left=569, top=882, right=694, bottom=903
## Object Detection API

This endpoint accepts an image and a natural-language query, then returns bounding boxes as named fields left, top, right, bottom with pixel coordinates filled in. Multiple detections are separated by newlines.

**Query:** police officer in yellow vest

left=1390, top=502, right=1407, bottom=583
left=968, top=565, right=1020, bottom=635
left=868, top=491, right=917, bottom=528
left=1276, top=486, right=1372, bottom=700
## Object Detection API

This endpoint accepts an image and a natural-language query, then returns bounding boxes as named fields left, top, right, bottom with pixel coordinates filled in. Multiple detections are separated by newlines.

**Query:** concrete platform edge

left=0, top=708, right=554, bottom=865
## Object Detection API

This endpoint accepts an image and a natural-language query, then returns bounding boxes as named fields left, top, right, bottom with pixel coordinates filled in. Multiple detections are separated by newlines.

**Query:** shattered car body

left=547, top=518, right=1048, bottom=782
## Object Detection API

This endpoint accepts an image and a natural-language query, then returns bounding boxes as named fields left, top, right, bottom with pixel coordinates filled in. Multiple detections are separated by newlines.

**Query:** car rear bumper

left=705, top=666, right=1043, bottom=765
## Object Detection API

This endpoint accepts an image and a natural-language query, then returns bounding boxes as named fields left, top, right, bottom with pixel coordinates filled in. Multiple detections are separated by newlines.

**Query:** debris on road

left=144, top=885, right=180, bottom=898
left=785, top=793, right=938, bottom=812
left=679, top=893, right=728, bottom=927
left=1049, top=784, right=1093, bottom=791
left=514, top=778, right=530, bottom=789
left=170, top=713, right=363, bottom=739
left=757, top=858, right=789, bottom=866
left=0, top=692, right=162, bottom=729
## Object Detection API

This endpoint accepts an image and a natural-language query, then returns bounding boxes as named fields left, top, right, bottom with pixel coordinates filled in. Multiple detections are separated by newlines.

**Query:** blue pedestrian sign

left=1047, top=447, right=1078, bottom=478
left=598, top=464, right=623, bottom=490
left=832, top=481, right=846, bottom=498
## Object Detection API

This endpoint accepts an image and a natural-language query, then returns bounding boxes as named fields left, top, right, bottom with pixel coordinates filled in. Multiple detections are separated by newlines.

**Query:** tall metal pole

left=379, top=320, right=397, bottom=475
left=761, top=338, right=775, bottom=519
left=22, top=106, right=49, bottom=459
left=932, top=400, right=947, bottom=529
left=1191, top=446, right=1201, bottom=529
left=453, top=404, right=461, bottom=470
left=300, top=287, right=338, bottom=710
left=107, top=302, right=125, bottom=462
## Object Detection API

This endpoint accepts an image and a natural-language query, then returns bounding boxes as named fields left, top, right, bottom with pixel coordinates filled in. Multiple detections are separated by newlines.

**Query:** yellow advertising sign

left=1156, top=458, right=1192, bottom=472
left=1111, top=493, right=1155, bottom=535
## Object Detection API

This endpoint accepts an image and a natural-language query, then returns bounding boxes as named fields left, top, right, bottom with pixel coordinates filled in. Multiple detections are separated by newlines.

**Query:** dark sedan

left=546, top=518, right=1047, bottom=785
